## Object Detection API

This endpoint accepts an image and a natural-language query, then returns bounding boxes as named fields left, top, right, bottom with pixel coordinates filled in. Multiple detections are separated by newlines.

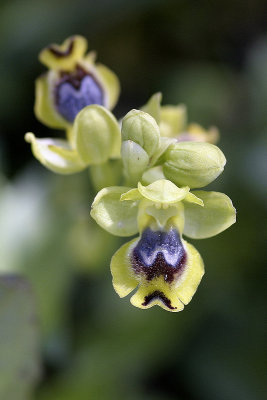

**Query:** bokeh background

left=0, top=0, right=266, bottom=399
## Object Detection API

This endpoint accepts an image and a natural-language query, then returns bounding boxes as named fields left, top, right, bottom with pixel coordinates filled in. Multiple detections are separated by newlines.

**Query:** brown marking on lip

left=48, top=38, right=74, bottom=58
left=142, top=290, right=176, bottom=310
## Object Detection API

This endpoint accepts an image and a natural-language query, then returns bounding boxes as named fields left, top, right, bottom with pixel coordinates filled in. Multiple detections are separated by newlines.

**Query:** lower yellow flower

left=91, top=179, right=236, bottom=312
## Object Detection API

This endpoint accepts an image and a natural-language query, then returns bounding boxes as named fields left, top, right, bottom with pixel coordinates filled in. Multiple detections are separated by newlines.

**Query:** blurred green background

left=0, top=0, right=266, bottom=399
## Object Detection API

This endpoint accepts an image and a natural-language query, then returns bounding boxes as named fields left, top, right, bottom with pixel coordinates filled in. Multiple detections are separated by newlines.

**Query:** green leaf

left=183, top=191, right=236, bottom=239
left=0, top=275, right=40, bottom=400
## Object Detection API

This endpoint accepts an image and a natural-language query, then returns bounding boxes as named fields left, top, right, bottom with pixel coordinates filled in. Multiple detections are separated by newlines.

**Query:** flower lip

left=55, top=65, right=104, bottom=122
left=131, top=227, right=187, bottom=283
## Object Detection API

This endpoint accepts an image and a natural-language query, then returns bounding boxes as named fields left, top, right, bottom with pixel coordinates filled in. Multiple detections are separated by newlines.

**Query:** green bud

left=121, top=140, right=149, bottom=186
left=163, top=142, right=226, bottom=188
left=72, top=105, right=121, bottom=165
left=121, top=109, right=160, bottom=157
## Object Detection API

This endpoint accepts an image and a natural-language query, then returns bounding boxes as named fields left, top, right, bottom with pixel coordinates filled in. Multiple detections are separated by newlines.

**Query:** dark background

left=0, top=1, right=266, bottom=399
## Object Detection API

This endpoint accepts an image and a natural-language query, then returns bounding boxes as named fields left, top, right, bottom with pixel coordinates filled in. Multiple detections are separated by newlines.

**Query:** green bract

left=25, top=105, right=121, bottom=174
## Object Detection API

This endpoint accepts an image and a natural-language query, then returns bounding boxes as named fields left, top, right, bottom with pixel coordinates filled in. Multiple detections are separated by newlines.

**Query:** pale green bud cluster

left=25, top=35, right=236, bottom=312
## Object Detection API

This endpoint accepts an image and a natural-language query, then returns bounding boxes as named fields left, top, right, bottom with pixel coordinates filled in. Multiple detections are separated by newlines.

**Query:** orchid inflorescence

left=25, top=35, right=236, bottom=312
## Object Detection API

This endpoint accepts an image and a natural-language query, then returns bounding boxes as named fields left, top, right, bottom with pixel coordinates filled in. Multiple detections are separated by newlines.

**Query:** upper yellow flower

left=35, top=35, right=120, bottom=130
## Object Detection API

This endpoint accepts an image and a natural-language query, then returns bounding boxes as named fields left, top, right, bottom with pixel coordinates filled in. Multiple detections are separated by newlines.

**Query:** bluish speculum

left=55, top=65, right=104, bottom=122
left=131, top=227, right=187, bottom=283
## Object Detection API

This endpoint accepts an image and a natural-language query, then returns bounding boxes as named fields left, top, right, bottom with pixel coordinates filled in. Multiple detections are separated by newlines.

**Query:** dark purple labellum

left=55, top=66, right=104, bottom=122
left=131, top=228, right=187, bottom=283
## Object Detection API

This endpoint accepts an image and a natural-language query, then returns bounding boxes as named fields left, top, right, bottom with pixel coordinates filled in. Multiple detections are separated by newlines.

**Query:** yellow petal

left=39, top=35, right=88, bottom=71
left=172, top=239, right=204, bottom=305
left=160, top=105, right=187, bottom=137
left=186, top=123, right=219, bottom=144
left=34, top=73, right=69, bottom=130
left=95, top=63, right=120, bottom=110
left=110, top=238, right=139, bottom=297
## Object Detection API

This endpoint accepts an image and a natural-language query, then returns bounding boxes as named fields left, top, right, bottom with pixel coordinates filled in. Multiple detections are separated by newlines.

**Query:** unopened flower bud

left=121, top=110, right=160, bottom=157
left=163, top=142, right=226, bottom=188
